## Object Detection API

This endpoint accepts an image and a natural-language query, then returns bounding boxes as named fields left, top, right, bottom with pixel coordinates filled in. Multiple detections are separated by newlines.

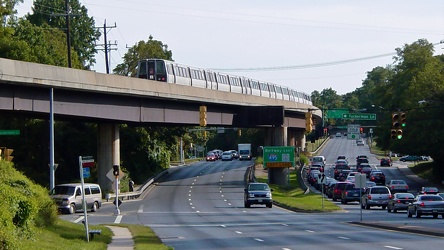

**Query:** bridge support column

left=265, top=126, right=288, bottom=185
left=97, top=124, right=120, bottom=193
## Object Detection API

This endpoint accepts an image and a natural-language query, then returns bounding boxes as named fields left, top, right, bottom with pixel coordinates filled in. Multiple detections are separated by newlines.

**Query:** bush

left=0, top=161, right=58, bottom=248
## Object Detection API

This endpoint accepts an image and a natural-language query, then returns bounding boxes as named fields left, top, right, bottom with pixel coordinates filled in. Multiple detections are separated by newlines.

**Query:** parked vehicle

left=50, top=183, right=102, bottom=214
left=361, top=186, right=392, bottom=210
left=244, top=182, right=273, bottom=208
left=380, top=158, right=392, bottom=166
left=387, top=192, right=415, bottom=213
left=399, top=155, right=422, bottom=162
left=420, top=186, right=439, bottom=194
left=387, top=179, right=409, bottom=193
left=407, top=195, right=444, bottom=218
left=238, top=144, right=252, bottom=161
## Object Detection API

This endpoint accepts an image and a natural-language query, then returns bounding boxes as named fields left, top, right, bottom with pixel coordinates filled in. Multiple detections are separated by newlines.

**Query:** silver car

left=361, top=186, right=392, bottom=210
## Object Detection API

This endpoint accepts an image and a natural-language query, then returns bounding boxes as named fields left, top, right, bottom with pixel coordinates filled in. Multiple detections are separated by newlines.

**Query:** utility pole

left=96, top=20, right=117, bottom=74
left=65, top=0, right=71, bottom=68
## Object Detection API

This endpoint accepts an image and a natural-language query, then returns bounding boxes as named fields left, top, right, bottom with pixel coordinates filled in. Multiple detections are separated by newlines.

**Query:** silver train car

left=136, top=59, right=312, bottom=105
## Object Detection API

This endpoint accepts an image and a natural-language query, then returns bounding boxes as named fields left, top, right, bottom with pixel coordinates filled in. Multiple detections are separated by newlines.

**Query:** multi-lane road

left=61, top=137, right=444, bottom=249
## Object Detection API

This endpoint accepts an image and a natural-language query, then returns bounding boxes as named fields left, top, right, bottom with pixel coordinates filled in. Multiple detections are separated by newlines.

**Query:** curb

left=349, top=221, right=444, bottom=237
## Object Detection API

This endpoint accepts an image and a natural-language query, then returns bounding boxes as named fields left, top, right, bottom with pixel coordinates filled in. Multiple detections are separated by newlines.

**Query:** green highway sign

left=325, top=109, right=349, bottom=119
left=263, top=146, right=295, bottom=168
left=342, top=113, right=376, bottom=120
left=0, top=130, right=20, bottom=135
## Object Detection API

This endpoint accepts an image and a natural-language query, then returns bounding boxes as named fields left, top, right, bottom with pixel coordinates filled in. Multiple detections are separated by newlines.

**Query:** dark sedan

left=420, top=186, right=439, bottom=194
left=387, top=192, right=415, bottom=213
left=407, top=195, right=444, bottom=218
left=399, top=155, right=422, bottom=162
left=380, top=158, right=392, bottom=166
left=369, top=171, right=386, bottom=185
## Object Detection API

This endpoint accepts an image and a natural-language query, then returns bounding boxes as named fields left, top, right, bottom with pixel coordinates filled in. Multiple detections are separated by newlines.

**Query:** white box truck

left=238, top=143, right=252, bottom=161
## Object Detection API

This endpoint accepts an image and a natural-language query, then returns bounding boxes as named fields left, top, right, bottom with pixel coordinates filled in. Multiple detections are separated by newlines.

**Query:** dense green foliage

left=312, top=39, right=444, bottom=180
left=0, top=161, right=58, bottom=249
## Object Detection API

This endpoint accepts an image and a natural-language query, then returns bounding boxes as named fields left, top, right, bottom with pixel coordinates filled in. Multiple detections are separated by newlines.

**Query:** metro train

left=136, top=59, right=312, bottom=105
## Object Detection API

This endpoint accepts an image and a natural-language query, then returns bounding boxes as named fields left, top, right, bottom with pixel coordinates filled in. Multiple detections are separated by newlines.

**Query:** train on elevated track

left=136, top=59, right=312, bottom=105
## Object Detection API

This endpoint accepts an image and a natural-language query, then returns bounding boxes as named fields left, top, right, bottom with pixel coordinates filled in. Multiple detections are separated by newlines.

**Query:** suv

left=332, top=182, right=350, bottom=201
left=244, top=183, right=273, bottom=208
left=361, top=186, right=392, bottom=210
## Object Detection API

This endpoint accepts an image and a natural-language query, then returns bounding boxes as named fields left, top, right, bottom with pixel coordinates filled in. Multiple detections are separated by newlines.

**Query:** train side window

left=276, top=86, right=282, bottom=93
left=167, top=64, right=173, bottom=74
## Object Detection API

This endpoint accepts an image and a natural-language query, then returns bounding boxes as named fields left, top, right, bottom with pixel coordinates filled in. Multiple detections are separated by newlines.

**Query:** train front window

left=137, top=60, right=148, bottom=78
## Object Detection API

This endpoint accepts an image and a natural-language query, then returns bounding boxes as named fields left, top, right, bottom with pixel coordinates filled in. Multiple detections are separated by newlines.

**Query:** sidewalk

left=106, top=226, right=134, bottom=250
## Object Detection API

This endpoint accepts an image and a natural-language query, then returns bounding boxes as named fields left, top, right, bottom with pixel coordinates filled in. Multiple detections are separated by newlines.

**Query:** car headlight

left=249, top=193, right=255, bottom=198
left=266, top=192, right=272, bottom=198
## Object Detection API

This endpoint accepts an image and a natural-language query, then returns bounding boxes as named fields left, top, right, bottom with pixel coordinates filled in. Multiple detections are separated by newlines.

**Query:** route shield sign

left=263, top=146, right=295, bottom=168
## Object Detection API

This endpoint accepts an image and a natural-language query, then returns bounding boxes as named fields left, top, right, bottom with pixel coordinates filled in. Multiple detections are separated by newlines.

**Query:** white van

left=50, top=183, right=102, bottom=214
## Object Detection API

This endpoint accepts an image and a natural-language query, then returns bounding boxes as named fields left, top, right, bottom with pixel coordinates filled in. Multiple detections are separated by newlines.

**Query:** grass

left=16, top=220, right=172, bottom=250
left=18, top=219, right=112, bottom=250
left=256, top=171, right=341, bottom=212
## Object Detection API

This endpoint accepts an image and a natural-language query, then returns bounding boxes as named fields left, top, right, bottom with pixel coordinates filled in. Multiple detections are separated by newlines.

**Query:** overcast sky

left=16, top=0, right=444, bottom=95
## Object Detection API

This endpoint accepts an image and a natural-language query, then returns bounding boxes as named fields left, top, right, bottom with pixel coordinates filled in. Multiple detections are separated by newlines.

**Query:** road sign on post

left=263, top=146, right=295, bottom=168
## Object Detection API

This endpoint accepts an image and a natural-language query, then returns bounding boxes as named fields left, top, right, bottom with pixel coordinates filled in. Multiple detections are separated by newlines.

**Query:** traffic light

left=391, top=129, right=397, bottom=139
left=392, top=112, right=401, bottom=129
left=305, top=111, right=313, bottom=132
left=396, top=129, right=403, bottom=139
left=238, top=129, right=241, bottom=136
left=391, top=129, right=402, bottom=139
left=4, top=148, right=13, bottom=161
left=360, top=127, right=363, bottom=134
left=400, top=112, right=407, bottom=127
left=112, top=165, right=120, bottom=177
left=199, top=105, right=207, bottom=127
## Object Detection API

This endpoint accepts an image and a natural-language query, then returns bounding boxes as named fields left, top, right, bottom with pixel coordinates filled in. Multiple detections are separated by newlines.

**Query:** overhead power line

left=212, top=41, right=444, bottom=72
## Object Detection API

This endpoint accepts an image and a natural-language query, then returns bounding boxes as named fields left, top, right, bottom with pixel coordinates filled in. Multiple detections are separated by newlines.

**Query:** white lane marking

left=305, top=230, right=315, bottom=233
left=282, top=248, right=292, bottom=250
left=338, top=236, right=350, bottom=240
left=189, top=203, right=193, bottom=206
left=188, top=198, right=192, bottom=201
left=235, top=231, right=243, bottom=234
left=228, top=203, right=232, bottom=206
left=384, top=246, right=403, bottom=250
left=282, top=224, right=289, bottom=226
left=73, top=216, right=84, bottom=223
left=137, top=205, right=144, bottom=213
left=220, top=225, right=226, bottom=228
left=254, top=238, right=264, bottom=242
left=189, top=190, right=192, bottom=192
left=221, top=195, right=224, bottom=197
left=114, top=215, right=123, bottom=224
left=188, top=194, right=191, bottom=197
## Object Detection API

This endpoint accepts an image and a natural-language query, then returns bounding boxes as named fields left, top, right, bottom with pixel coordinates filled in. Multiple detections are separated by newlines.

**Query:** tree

left=26, top=0, right=100, bottom=69
left=113, top=35, right=173, bottom=76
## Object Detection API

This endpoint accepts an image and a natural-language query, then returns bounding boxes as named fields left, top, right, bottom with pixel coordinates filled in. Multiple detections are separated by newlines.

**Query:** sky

left=16, top=0, right=444, bottom=95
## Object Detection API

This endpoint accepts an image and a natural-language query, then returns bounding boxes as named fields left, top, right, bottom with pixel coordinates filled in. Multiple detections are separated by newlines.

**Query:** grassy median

left=256, top=169, right=341, bottom=212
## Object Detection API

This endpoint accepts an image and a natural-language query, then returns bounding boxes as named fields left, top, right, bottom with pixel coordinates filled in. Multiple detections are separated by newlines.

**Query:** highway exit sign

left=342, top=113, right=376, bottom=120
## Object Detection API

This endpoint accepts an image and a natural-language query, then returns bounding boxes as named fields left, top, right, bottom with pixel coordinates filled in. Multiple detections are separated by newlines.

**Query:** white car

left=356, top=139, right=365, bottom=146
left=221, top=151, right=233, bottom=161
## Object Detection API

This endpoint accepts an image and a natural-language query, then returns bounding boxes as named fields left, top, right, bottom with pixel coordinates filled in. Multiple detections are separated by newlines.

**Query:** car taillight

left=405, top=186, right=409, bottom=189
left=397, top=200, right=401, bottom=203
left=388, top=195, right=392, bottom=199
left=367, top=195, right=372, bottom=200
left=391, top=186, right=395, bottom=189
left=370, top=177, right=375, bottom=181
left=420, top=202, right=425, bottom=207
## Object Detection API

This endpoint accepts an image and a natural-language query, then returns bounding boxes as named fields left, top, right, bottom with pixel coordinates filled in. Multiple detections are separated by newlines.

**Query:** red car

left=206, top=153, right=217, bottom=161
